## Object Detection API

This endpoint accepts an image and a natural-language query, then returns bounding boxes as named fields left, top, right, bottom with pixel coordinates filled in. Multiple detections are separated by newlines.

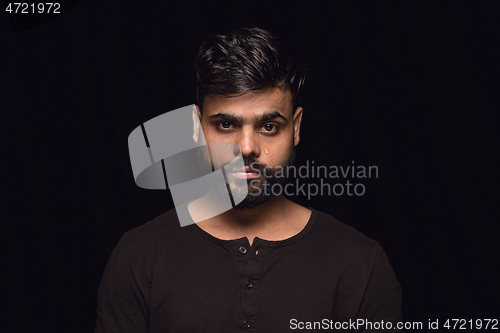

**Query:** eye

left=259, top=123, right=279, bottom=135
left=216, top=121, right=236, bottom=132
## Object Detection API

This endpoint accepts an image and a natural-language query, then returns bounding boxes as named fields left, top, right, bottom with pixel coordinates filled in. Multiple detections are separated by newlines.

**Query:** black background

left=1, top=0, right=499, bottom=332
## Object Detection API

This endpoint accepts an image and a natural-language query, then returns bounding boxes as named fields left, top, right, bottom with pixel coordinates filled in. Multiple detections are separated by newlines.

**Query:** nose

left=234, top=126, right=260, bottom=158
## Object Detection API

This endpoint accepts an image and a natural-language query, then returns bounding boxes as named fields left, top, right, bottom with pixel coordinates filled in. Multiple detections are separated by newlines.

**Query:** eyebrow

left=208, top=111, right=287, bottom=125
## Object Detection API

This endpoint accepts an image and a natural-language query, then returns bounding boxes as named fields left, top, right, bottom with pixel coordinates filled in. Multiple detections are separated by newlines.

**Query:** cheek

left=200, top=124, right=215, bottom=140
left=267, top=142, right=294, bottom=166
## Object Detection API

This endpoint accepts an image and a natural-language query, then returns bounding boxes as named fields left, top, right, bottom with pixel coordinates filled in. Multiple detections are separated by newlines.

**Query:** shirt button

left=239, top=246, right=248, bottom=255
left=242, top=320, right=251, bottom=329
left=246, top=280, right=253, bottom=289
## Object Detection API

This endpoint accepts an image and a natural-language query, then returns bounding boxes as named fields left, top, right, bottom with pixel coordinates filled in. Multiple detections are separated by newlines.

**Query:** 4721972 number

left=5, top=3, right=61, bottom=14
left=443, top=319, right=498, bottom=330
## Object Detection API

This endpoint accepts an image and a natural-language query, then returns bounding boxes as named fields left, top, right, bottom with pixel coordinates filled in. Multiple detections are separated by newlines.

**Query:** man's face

left=196, top=87, right=303, bottom=209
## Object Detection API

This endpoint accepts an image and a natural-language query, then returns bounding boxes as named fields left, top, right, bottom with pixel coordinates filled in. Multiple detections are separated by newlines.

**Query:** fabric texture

left=95, top=207, right=402, bottom=332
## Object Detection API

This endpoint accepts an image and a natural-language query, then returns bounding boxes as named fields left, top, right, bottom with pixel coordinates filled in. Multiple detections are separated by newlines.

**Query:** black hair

left=195, top=27, right=306, bottom=113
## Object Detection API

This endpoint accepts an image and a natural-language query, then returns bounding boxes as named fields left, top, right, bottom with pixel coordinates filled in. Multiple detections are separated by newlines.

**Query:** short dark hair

left=195, top=27, right=306, bottom=113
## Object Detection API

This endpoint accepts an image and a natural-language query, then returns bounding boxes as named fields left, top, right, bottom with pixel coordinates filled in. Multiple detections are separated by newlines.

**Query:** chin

left=233, top=193, right=271, bottom=210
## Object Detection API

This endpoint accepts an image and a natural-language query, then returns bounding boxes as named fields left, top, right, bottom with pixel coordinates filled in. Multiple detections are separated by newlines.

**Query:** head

left=195, top=27, right=306, bottom=115
left=194, top=27, right=306, bottom=209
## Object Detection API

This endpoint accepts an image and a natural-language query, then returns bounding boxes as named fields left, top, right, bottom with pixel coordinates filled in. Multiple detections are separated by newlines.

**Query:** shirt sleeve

left=94, top=234, right=150, bottom=333
left=356, top=241, right=403, bottom=333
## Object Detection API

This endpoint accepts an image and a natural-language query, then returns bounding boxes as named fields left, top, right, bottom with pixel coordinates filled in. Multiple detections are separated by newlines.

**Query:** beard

left=197, top=142, right=296, bottom=210
left=233, top=148, right=295, bottom=210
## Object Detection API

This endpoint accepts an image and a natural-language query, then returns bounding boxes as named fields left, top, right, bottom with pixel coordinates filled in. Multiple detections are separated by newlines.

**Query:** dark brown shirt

left=95, top=207, right=402, bottom=332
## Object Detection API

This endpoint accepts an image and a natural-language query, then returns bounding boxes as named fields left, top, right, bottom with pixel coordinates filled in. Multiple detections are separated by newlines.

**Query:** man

left=95, top=27, right=402, bottom=332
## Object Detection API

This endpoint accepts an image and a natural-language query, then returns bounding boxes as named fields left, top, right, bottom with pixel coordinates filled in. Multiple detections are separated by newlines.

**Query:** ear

left=192, top=105, right=202, bottom=143
left=292, top=106, right=303, bottom=146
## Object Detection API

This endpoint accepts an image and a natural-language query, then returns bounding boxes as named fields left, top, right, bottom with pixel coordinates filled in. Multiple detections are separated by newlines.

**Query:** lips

left=228, top=166, right=261, bottom=179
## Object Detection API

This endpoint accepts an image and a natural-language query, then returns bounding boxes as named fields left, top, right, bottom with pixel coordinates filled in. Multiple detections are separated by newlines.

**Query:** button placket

left=236, top=240, right=265, bottom=332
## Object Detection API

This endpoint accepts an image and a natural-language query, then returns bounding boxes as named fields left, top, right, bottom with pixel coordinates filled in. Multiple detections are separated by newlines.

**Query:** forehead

left=202, top=87, right=293, bottom=119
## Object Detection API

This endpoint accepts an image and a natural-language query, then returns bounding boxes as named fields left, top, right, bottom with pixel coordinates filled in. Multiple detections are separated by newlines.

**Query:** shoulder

left=120, top=207, right=186, bottom=254
left=306, top=209, right=399, bottom=290
left=308, top=208, right=383, bottom=261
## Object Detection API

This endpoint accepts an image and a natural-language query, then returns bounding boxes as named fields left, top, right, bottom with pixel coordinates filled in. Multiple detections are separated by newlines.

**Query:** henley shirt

left=95, top=207, right=402, bottom=332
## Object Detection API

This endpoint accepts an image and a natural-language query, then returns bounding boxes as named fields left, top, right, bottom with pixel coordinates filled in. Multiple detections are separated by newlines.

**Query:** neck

left=220, top=195, right=289, bottom=229
left=190, top=193, right=293, bottom=234
left=190, top=192, right=311, bottom=245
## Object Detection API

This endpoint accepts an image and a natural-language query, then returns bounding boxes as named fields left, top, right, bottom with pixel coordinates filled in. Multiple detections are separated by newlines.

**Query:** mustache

left=246, top=159, right=267, bottom=172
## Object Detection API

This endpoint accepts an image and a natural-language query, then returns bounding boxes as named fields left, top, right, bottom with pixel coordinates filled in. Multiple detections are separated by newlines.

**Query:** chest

left=147, top=243, right=366, bottom=332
